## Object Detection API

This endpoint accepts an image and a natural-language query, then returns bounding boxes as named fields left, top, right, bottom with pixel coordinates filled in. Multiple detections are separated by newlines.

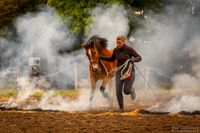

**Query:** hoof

left=100, top=86, right=105, bottom=92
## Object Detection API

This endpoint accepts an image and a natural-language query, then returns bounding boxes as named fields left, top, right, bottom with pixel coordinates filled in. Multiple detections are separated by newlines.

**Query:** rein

left=99, top=59, right=109, bottom=75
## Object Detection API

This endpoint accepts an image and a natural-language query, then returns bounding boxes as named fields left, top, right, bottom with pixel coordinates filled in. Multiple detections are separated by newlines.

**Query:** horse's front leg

left=90, top=78, right=96, bottom=102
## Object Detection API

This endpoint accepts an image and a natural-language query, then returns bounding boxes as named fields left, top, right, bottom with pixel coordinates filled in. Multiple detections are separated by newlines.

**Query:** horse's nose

left=93, top=68, right=98, bottom=72
left=92, top=63, right=100, bottom=72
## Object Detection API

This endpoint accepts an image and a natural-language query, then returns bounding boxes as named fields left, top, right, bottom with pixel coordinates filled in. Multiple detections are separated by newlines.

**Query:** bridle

left=87, top=48, right=108, bottom=75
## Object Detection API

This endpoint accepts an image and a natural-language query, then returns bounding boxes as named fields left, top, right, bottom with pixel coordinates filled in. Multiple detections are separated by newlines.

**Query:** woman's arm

left=99, top=49, right=116, bottom=62
left=128, top=47, right=142, bottom=62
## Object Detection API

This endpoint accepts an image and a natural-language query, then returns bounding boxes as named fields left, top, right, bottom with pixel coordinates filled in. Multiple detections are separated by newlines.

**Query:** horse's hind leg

left=100, top=79, right=109, bottom=98
left=100, top=78, right=112, bottom=108
left=100, top=86, right=109, bottom=98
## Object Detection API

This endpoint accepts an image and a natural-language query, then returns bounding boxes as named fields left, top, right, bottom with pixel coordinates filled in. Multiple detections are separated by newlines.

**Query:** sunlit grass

left=0, top=89, right=79, bottom=99
left=54, top=89, right=79, bottom=97
left=0, top=89, right=18, bottom=98
left=31, top=91, right=43, bottom=98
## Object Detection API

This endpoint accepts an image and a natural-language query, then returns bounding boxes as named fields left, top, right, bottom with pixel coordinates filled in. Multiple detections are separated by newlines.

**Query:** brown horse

left=82, top=35, right=117, bottom=107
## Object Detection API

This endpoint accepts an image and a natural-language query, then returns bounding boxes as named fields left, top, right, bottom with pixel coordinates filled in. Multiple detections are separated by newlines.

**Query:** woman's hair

left=116, top=35, right=126, bottom=42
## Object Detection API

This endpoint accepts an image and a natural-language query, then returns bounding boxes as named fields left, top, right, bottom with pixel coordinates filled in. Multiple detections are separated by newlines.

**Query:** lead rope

left=104, top=59, right=158, bottom=98
left=134, top=65, right=158, bottom=98
left=103, top=59, right=132, bottom=80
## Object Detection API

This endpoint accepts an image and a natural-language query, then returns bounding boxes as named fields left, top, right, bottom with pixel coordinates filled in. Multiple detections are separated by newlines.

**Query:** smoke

left=0, top=6, right=91, bottom=111
left=172, top=74, right=199, bottom=90
left=0, top=4, right=126, bottom=111
left=0, top=6, right=89, bottom=87
left=1, top=2, right=199, bottom=112
left=36, top=89, right=91, bottom=112
left=163, top=95, right=200, bottom=113
left=132, top=3, right=200, bottom=112
left=87, top=4, right=129, bottom=48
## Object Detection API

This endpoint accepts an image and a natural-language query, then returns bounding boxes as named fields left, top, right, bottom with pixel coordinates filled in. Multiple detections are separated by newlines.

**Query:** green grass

left=54, top=89, right=79, bottom=97
left=0, top=89, right=79, bottom=99
left=31, top=91, right=43, bottom=98
left=0, top=89, right=18, bottom=98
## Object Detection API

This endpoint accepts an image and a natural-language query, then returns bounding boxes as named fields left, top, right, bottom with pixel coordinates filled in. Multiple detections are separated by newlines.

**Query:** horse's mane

left=88, top=35, right=108, bottom=48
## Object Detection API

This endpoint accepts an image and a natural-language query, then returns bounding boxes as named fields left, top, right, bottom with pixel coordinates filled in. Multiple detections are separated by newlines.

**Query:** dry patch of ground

left=0, top=110, right=200, bottom=133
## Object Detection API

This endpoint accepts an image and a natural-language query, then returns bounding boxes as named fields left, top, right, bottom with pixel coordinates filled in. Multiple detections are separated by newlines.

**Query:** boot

left=119, top=107, right=124, bottom=112
left=131, top=88, right=136, bottom=100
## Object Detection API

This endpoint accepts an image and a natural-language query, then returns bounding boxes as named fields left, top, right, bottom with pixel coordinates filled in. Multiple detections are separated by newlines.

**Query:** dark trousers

left=115, top=69, right=135, bottom=109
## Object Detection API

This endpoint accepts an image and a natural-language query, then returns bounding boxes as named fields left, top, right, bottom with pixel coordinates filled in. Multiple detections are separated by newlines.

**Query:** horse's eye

left=92, top=52, right=96, bottom=55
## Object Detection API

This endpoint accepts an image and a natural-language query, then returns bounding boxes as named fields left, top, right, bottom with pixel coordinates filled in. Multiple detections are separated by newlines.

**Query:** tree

left=0, top=0, right=47, bottom=36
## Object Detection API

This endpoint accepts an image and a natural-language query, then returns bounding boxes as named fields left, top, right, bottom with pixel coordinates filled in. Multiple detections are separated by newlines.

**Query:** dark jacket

left=100, top=44, right=142, bottom=67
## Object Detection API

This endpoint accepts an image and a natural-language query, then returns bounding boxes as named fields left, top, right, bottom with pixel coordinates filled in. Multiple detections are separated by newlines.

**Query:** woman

left=100, top=35, right=142, bottom=111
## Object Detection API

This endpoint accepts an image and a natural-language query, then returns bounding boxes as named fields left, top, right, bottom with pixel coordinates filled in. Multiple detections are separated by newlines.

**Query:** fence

left=0, top=63, right=81, bottom=89
left=0, top=62, right=173, bottom=90
left=142, top=66, right=173, bottom=90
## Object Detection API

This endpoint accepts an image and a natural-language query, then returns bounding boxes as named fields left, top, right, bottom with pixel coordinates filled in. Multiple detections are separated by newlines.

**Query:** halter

left=88, top=48, right=109, bottom=75
left=99, top=59, right=109, bottom=75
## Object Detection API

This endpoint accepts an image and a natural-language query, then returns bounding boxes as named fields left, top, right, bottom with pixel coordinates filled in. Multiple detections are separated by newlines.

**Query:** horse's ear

left=89, top=40, right=94, bottom=48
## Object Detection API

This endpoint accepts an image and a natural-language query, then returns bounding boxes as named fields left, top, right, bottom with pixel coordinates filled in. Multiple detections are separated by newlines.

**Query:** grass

left=0, top=89, right=79, bottom=99
left=31, top=91, right=43, bottom=98
left=0, top=89, right=18, bottom=98
left=54, top=89, right=79, bottom=97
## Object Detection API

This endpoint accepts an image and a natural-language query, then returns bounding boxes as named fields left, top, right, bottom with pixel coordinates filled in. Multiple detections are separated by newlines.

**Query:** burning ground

left=0, top=82, right=200, bottom=132
left=0, top=108, right=200, bottom=133
left=0, top=88, right=200, bottom=133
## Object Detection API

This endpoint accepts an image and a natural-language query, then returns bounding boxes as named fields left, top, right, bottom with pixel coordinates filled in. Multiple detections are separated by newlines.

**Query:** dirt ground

left=0, top=110, right=200, bottom=133
left=0, top=89, right=200, bottom=133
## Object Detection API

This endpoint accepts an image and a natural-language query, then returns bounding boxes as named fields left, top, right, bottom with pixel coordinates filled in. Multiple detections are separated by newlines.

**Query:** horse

left=82, top=35, right=117, bottom=107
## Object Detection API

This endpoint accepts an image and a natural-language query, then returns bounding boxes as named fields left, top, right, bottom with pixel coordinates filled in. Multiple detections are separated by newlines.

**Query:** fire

left=121, top=109, right=141, bottom=116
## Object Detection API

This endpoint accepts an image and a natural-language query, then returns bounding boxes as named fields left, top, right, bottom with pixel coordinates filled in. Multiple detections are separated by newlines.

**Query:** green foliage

left=47, top=0, right=162, bottom=36
left=48, top=0, right=96, bottom=33
left=0, top=0, right=47, bottom=35
left=0, top=0, right=162, bottom=49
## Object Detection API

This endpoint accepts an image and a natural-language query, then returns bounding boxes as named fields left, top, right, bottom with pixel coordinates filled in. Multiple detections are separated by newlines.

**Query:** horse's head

left=82, top=38, right=101, bottom=72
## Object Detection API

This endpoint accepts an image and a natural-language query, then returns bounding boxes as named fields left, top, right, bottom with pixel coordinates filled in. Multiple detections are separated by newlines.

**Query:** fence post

left=73, top=63, right=78, bottom=89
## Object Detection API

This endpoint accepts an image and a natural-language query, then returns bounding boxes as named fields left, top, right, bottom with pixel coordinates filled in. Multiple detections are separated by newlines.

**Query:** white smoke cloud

left=37, top=88, right=111, bottom=112
left=37, top=89, right=91, bottom=111
left=88, top=4, right=129, bottom=48
left=172, top=74, right=199, bottom=90
left=133, top=4, right=200, bottom=112
left=0, top=6, right=90, bottom=110
left=3, top=6, right=89, bottom=88
left=163, top=95, right=200, bottom=113
left=0, top=5, right=120, bottom=111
